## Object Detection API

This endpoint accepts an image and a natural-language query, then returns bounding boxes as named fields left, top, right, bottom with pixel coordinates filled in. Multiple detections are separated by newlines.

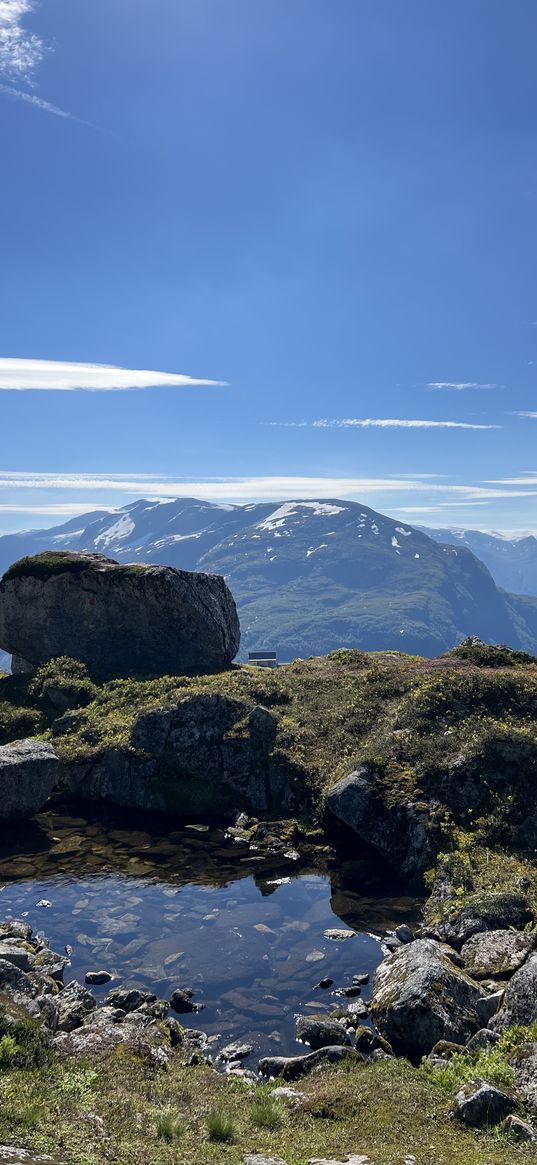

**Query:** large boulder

left=0, top=552, right=240, bottom=677
left=370, top=939, right=483, bottom=1058
left=325, top=768, right=439, bottom=885
left=0, top=740, right=59, bottom=819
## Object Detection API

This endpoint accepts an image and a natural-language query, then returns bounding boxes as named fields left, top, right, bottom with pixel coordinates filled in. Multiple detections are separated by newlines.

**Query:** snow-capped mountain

left=1, top=497, right=537, bottom=661
left=422, top=527, right=537, bottom=597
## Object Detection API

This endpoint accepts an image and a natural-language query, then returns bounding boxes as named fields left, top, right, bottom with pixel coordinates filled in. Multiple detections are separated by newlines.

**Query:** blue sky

left=0, top=0, right=536, bottom=535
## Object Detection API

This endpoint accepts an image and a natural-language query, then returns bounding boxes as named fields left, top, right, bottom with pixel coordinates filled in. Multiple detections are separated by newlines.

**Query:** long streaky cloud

left=269, top=418, right=500, bottom=431
left=0, top=503, right=116, bottom=515
left=0, top=473, right=534, bottom=502
left=0, top=82, right=72, bottom=119
left=427, top=382, right=500, bottom=391
left=0, top=358, right=227, bottom=391
left=514, top=412, right=537, bottom=420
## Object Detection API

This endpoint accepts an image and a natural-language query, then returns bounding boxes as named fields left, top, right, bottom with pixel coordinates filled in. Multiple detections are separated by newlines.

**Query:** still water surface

left=0, top=807, right=421, bottom=1062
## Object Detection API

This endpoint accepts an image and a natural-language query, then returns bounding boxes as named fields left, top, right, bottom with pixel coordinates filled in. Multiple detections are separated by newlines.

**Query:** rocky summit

left=0, top=551, right=240, bottom=678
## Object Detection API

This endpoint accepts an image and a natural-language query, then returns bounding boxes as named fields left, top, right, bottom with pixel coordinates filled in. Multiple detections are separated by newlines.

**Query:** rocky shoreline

left=1, top=876, right=537, bottom=1147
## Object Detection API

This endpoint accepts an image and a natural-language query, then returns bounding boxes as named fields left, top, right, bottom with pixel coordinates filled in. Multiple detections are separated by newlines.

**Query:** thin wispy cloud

left=0, top=359, right=227, bottom=391
left=268, top=418, right=500, bottom=430
left=427, top=382, right=500, bottom=391
left=0, top=503, right=116, bottom=515
left=514, top=412, right=537, bottom=420
left=0, top=472, right=534, bottom=502
left=0, top=82, right=72, bottom=119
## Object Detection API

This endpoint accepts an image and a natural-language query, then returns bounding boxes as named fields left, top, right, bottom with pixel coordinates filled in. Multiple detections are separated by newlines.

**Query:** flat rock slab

left=244, top=1157, right=289, bottom=1165
left=460, top=929, right=535, bottom=979
left=0, top=1151, right=65, bottom=1164
left=309, top=1158, right=372, bottom=1164
left=0, top=740, right=59, bottom=820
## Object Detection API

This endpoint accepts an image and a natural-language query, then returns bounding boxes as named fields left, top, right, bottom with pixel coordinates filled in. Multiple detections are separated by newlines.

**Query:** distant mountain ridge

left=422, top=526, right=537, bottom=597
left=1, top=497, right=537, bottom=661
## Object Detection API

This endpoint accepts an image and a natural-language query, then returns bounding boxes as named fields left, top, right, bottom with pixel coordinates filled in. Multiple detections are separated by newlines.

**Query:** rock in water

left=0, top=552, right=240, bottom=677
left=0, top=740, right=59, bottom=820
left=325, top=768, right=438, bottom=885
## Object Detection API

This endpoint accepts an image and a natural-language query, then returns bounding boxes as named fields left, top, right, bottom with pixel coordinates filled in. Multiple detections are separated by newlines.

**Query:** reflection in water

left=0, top=806, right=422, bottom=1061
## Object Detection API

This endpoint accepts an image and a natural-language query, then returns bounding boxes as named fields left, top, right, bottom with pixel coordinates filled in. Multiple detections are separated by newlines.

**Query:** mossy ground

left=1, top=1049, right=536, bottom=1165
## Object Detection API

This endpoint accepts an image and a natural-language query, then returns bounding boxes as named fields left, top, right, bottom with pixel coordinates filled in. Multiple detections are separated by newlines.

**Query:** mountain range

left=1, top=497, right=537, bottom=664
left=421, top=526, right=537, bottom=597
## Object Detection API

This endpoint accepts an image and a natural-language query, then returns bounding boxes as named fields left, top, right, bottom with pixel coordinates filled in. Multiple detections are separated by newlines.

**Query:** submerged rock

left=0, top=551, right=240, bottom=677
left=371, top=939, right=483, bottom=1058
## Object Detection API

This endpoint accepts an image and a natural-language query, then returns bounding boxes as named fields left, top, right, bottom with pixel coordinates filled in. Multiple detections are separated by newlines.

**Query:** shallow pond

left=0, top=806, right=422, bottom=1063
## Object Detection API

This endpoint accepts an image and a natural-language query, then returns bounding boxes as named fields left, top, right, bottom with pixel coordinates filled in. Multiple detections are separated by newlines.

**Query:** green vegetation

left=205, top=1108, right=237, bottom=1142
left=2, top=553, right=92, bottom=582
left=0, top=1044, right=533, bottom=1165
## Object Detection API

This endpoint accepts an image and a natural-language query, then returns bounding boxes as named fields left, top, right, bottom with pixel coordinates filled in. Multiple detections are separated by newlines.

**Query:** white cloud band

left=269, top=418, right=500, bottom=430
left=0, top=358, right=226, bottom=391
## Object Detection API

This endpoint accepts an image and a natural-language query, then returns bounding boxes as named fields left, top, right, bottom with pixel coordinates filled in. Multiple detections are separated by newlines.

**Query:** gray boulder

left=371, top=939, right=483, bottom=1058
left=259, top=1045, right=357, bottom=1080
left=460, top=929, right=535, bottom=980
left=451, top=1080, right=516, bottom=1127
left=491, top=953, right=537, bottom=1031
left=55, top=981, right=97, bottom=1032
left=0, top=944, right=35, bottom=973
left=0, top=740, right=59, bottom=820
left=325, top=769, right=438, bottom=884
left=295, top=1015, right=351, bottom=1050
left=0, top=552, right=240, bottom=677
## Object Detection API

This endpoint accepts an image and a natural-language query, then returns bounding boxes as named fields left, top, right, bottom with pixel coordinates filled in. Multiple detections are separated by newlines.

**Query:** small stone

left=271, top=1086, right=306, bottom=1105
left=353, top=972, right=369, bottom=986
left=394, top=924, right=414, bottom=944
left=502, top=1114, right=537, bottom=1141
left=451, top=1079, right=516, bottom=1127
left=36, top=900, right=52, bottom=908
left=85, top=970, right=113, bottom=986
left=314, top=977, right=334, bottom=990
left=305, top=950, right=325, bottom=963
